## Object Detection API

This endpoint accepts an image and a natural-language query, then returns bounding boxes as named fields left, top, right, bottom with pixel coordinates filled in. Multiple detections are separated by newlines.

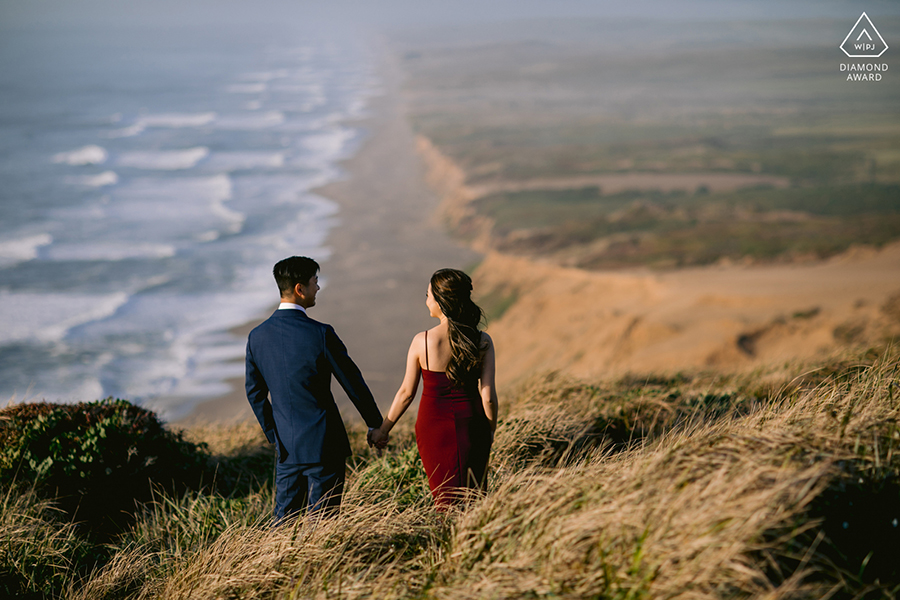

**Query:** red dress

left=415, top=333, right=492, bottom=507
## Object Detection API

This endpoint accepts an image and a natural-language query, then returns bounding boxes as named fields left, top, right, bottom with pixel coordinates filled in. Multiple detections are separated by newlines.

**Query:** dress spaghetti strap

left=424, top=330, right=429, bottom=370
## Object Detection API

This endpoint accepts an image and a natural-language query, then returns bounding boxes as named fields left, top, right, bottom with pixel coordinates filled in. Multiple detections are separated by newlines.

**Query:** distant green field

left=415, top=113, right=900, bottom=185
left=400, top=31, right=900, bottom=184
left=394, top=18, right=900, bottom=268
left=479, top=184, right=900, bottom=228
left=475, top=184, right=900, bottom=268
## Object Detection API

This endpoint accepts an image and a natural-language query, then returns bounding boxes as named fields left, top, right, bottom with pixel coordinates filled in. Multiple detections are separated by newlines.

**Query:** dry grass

left=5, top=347, right=900, bottom=599
left=0, top=487, right=92, bottom=597
left=431, top=350, right=900, bottom=599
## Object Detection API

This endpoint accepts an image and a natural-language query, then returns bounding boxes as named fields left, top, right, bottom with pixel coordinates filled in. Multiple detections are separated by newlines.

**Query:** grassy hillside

left=3, top=346, right=900, bottom=598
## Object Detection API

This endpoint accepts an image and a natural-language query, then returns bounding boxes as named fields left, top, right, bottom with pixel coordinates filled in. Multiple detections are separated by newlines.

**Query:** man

left=245, top=256, right=386, bottom=521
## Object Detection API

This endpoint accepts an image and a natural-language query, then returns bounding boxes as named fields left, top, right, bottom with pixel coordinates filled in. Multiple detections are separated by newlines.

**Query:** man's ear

left=294, top=282, right=305, bottom=298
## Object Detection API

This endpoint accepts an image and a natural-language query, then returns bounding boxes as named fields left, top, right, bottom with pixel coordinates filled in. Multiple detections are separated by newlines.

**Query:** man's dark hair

left=273, top=256, right=319, bottom=296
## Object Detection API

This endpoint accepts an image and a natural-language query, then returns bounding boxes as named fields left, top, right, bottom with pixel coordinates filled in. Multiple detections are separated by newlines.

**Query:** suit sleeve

left=245, top=337, right=276, bottom=444
left=324, top=325, right=383, bottom=428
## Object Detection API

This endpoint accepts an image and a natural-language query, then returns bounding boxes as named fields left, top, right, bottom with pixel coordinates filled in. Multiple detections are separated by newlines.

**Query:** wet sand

left=178, top=49, right=480, bottom=424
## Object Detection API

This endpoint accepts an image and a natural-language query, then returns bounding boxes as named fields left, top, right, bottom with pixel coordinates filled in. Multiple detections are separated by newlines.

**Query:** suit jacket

left=245, top=308, right=383, bottom=464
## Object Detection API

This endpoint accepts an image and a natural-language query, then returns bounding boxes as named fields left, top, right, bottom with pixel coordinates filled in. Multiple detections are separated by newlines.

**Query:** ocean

left=0, top=23, right=379, bottom=419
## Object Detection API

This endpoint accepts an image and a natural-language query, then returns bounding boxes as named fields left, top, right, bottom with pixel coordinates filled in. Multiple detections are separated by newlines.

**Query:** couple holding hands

left=245, top=256, right=498, bottom=521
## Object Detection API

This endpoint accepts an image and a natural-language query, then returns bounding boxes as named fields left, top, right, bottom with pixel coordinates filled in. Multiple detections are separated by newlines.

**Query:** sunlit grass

left=4, top=346, right=900, bottom=598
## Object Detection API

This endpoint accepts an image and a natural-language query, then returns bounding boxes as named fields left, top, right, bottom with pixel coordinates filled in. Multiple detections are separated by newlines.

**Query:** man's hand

left=367, top=427, right=390, bottom=453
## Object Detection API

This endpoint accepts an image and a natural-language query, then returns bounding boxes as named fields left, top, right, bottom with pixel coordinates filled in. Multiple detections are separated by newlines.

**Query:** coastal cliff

left=416, top=136, right=900, bottom=387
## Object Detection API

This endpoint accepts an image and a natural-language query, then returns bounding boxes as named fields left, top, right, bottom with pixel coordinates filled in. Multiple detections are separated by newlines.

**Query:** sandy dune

left=474, top=245, right=900, bottom=388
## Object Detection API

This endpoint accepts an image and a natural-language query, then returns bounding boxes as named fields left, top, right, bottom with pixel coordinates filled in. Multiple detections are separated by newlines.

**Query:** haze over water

left=0, top=22, right=379, bottom=418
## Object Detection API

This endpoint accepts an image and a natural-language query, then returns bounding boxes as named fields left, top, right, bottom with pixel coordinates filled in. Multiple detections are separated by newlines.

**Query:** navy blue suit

left=245, top=308, right=382, bottom=519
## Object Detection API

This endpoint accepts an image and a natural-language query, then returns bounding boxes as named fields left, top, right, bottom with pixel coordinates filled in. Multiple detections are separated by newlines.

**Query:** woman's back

left=421, top=324, right=453, bottom=372
left=416, top=328, right=491, bottom=506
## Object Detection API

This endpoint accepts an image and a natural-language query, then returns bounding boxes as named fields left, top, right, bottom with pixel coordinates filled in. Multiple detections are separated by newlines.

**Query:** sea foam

left=106, top=113, right=217, bottom=138
left=0, top=291, right=130, bottom=344
left=139, top=113, right=216, bottom=128
left=294, top=126, right=357, bottom=168
left=116, top=147, right=209, bottom=170
left=53, top=145, right=108, bottom=165
left=0, top=233, right=53, bottom=268
left=43, top=242, right=177, bottom=261
left=205, top=152, right=285, bottom=170
left=213, top=111, right=285, bottom=130
left=64, top=171, right=119, bottom=187
left=107, top=174, right=244, bottom=239
left=106, top=123, right=147, bottom=138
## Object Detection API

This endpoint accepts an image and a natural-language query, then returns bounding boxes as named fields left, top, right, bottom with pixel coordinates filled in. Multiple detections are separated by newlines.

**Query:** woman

left=375, top=268, right=498, bottom=507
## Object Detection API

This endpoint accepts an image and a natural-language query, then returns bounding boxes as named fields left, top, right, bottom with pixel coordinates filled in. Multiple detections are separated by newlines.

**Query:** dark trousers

left=273, top=458, right=345, bottom=523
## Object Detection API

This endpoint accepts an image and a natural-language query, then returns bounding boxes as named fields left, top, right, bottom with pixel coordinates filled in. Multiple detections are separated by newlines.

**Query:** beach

left=181, top=49, right=481, bottom=424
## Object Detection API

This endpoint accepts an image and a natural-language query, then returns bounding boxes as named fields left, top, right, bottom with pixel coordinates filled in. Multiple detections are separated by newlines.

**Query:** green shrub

left=0, top=398, right=208, bottom=534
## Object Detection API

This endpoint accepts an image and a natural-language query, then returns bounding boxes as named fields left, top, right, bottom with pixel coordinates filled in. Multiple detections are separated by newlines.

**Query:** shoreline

left=178, top=46, right=481, bottom=425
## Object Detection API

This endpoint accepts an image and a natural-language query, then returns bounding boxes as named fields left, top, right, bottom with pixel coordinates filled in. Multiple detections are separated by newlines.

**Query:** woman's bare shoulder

left=410, top=330, right=427, bottom=347
left=407, top=331, right=427, bottom=366
left=480, top=331, right=494, bottom=348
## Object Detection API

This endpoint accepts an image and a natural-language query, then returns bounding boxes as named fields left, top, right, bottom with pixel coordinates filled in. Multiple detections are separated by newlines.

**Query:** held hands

left=367, top=427, right=390, bottom=454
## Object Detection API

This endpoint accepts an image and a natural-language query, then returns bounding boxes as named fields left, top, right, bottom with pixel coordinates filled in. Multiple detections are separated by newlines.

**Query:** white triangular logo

left=841, top=12, right=888, bottom=58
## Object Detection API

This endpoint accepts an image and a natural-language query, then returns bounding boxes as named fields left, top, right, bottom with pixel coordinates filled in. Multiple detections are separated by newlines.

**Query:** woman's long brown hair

left=430, top=268, right=486, bottom=391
